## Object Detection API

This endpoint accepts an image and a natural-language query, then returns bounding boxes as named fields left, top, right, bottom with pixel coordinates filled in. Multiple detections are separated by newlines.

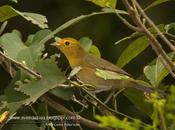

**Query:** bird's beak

left=50, top=42, right=60, bottom=47
left=51, top=37, right=62, bottom=47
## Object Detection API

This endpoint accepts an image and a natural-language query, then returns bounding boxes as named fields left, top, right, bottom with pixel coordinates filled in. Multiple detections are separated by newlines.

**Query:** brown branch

left=134, top=0, right=175, bottom=52
left=0, top=51, right=42, bottom=79
left=114, top=10, right=141, bottom=31
left=122, top=0, right=175, bottom=78
left=40, top=94, right=113, bottom=130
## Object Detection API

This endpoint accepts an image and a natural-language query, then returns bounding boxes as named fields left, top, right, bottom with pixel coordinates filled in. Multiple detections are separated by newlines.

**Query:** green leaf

left=0, top=30, right=26, bottom=61
left=165, top=23, right=175, bottom=38
left=1, top=57, right=66, bottom=116
left=117, top=36, right=149, bottom=68
left=102, top=8, right=128, bottom=15
left=87, top=0, right=117, bottom=9
left=0, top=30, right=66, bottom=116
left=0, top=96, right=8, bottom=113
left=0, top=5, right=48, bottom=28
left=38, top=10, right=127, bottom=46
left=18, top=12, right=48, bottom=29
left=79, top=37, right=101, bottom=57
left=95, top=68, right=130, bottom=80
left=0, top=29, right=52, bottom=70
left=29, top=30, right=52, bottom=61
left=89, top=45, right=101, bottom=58
left=166, top=85, right=175, bottom=121
left=144, top=53, right=175, bottom=87
left=50, top=88, right=74, bottom=101
left=9, top=0, right=18, bottom=3
left=79, top=37, right=92, bottom=51
left=14, top=57, right=66, bottom=105
left=114, top=24, right=165, bottom=45
left=25, top=35, right=34, bottom=46
left=144, top=0, right=170, bottom=11
left=4, top=71, right=28, bottom=103
left=124, top=88, right=153, bottom=116
left=1, top=71, right=28, bottom=114
left=116, top=24, right=165, bottom=68
left=95, top=115, right=142, bottom=129
left=165, top=22, right=175, bottom=32
left=0, top=6, right=18, bottom=22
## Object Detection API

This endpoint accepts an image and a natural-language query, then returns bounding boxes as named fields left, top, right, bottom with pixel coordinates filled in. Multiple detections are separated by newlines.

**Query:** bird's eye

left=65, top=41, right=70, bottom=46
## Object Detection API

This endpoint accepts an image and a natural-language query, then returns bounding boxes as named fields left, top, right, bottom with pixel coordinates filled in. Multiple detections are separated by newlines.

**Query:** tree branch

left=0, top=51, right=42, bottom=79
left=134, top=0, right=175, bottom=52
left=122, top=0, right=175, bottom=78
left=114, top=10, right=141, bottom=32
left=68, top=80, right=152, bottom=128
left=40, top=94, right=113, bottom=130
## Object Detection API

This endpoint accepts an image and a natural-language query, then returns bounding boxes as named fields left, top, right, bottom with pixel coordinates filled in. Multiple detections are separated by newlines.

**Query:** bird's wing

left=83, top=54, right=131, bottom=77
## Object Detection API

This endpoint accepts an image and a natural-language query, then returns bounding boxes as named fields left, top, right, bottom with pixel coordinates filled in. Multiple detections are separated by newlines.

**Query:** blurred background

left=0, top=0, right=175, bottom=129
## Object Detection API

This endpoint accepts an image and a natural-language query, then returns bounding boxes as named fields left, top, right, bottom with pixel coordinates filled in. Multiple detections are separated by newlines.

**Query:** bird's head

left=51, top=37, right=81, bottom=52
left=51, top=37, right=86, bottom=67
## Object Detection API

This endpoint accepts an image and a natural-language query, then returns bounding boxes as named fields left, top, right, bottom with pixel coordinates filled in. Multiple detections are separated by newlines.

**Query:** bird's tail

left=126, top=80, right=165, bottom=96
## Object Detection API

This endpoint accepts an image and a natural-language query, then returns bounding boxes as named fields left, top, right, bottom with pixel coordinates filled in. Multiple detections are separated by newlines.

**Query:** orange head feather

left=51, top=38, right=86, bottom=68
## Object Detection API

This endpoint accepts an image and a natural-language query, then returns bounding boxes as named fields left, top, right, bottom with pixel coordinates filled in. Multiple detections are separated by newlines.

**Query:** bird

left=51, top=37, right=154, bottom=93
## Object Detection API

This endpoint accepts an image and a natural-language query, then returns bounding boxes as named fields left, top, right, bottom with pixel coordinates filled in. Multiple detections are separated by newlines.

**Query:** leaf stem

left=158, top=108, right=167, bottom=130
left=0, top=51, right=42, bottom=79
left=38, top=10, right=128, bottom=46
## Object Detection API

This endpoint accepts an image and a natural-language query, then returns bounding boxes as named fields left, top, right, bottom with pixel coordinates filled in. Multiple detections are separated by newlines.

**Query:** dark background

left=0, top=0, right=175, bottom=129
left=0, top=0, right=174, bottom=75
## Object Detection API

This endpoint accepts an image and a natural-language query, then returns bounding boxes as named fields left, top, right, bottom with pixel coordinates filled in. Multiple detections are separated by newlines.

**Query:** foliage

left=0, top=0, right=175, bottom=130
left=96, top=115, right=144, bottom=130
left=144, top=53, right=175, bottom=87
left=87, top=0, right=117, bottom=9
left=0, top=5, right=48, bottom=28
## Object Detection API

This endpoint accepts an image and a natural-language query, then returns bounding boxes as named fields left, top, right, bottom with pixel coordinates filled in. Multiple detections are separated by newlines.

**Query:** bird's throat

left=64, top=46, right=86, bottom=68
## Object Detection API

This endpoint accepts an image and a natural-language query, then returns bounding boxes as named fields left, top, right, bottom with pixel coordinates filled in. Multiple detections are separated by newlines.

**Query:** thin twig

left=134, top=0, right=175, bottom=52
left=0, top=21, right=8, bottom=35
left=158, top=108, right=167, bottom=130
left=70, top=80, right=151, bottom=127
left=122, top=0, right=175, bottom=78
left=166, top=33, right=175, bottom=39
left=81, top=88, right=150, bottom=127
left=133, top=0, right=175, bottom=76
left=40, top=94, right=113, bottom=130
left=136, top=19, right=175, bottom=78
left=114, top=10, right=141, bottom=31
left=112, top=88, right=125, bottom=111
left=104, top=90, right=116, bottom=104
left=0, top=51, right=42, bottom=79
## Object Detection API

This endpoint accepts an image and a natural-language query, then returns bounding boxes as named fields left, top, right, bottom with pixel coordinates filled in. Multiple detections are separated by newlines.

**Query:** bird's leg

left=67, top=78, right=95, bottom=91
